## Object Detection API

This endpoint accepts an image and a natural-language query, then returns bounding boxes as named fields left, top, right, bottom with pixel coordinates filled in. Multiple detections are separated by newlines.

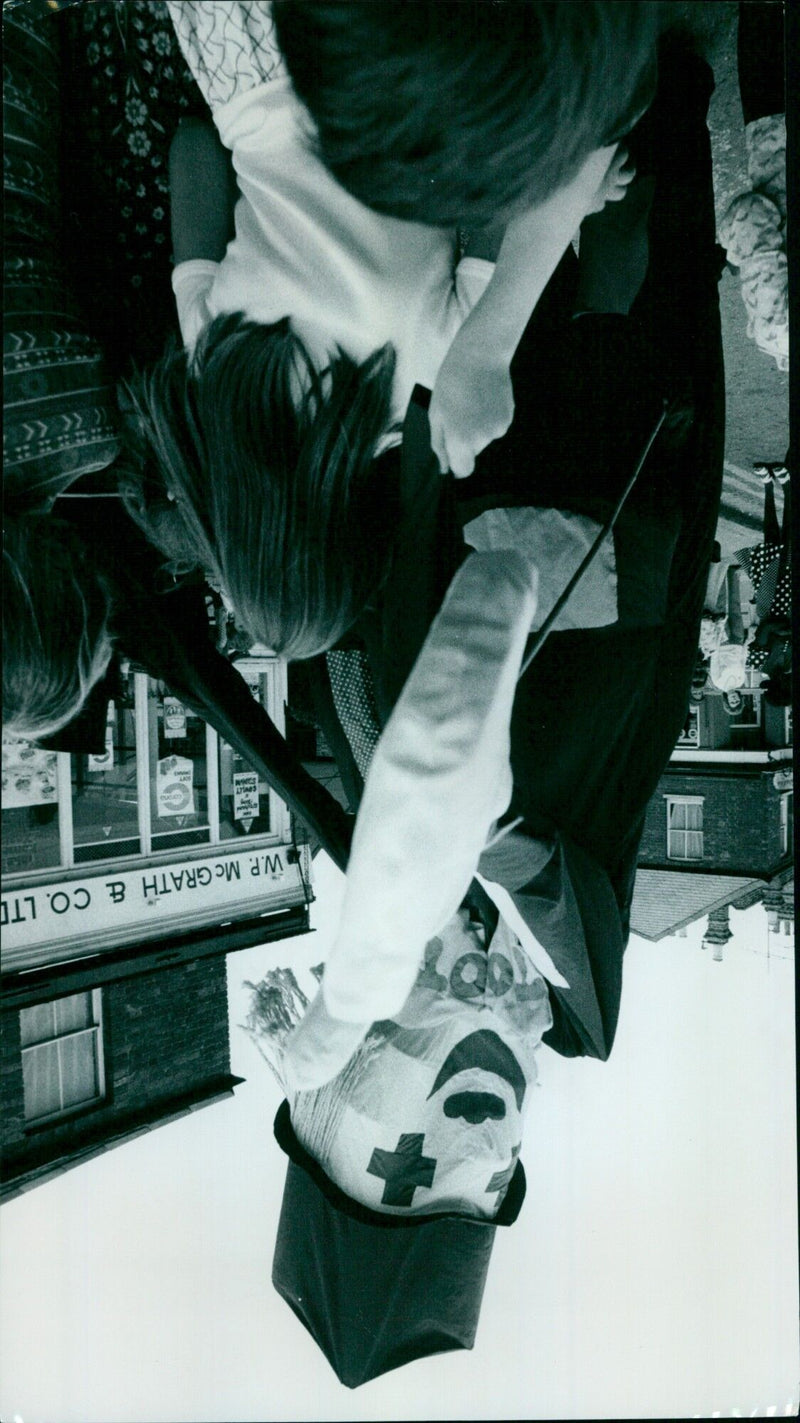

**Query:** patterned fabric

left=745, top=114, right=786, bottom=217
left=166, top=0, right=285, bottom=111
left=718, top=190, right=788, bottom=372
left=59, top=0, right=205, bottom=372
left=718, top=115, right=788, bottom=373
left=749, top=542, right=787, bottom=616
left=3, top=5, right=119, bottom=508
left=744, top=541, right=791, bottom=670
left=3, top=0, right=90, bottom=11
left=325, top=649, right=382, bottom=780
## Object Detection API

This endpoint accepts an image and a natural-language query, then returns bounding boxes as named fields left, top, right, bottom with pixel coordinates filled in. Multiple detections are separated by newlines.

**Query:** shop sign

left=233, top=770, right=259, bottom=832
left=773, top=767, right=793, bottom=792
left=163, top=697, right=187, bottom=739
left=88, top=705, right=115, bottom=772
left=2, top=845, right=302, bottom=957
left=157, top=755, right=195, bottom=817
left=1, top=740, right=58, bottom=809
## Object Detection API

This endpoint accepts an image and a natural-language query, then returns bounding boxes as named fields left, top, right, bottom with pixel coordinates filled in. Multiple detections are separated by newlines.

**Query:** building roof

left=630, top=870, right=763, bottom=942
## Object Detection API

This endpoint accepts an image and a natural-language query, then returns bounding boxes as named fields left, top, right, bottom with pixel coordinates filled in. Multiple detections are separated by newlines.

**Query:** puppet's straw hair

left=290, top=1027, right=392, bottom=1161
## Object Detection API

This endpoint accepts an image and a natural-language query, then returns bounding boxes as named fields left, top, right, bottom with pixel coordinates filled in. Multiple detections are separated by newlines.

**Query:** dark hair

left=120, top=314, right=399, bottom=660
left=3, top=514, right=114, bottom=741
left=763, top=671, right=792, bottom=708
left=273, top=0, right=661, bottom=226
left=722, top=690, right=744, bottom=714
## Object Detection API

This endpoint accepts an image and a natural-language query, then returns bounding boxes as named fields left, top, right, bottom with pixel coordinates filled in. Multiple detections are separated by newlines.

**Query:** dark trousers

left=457, top=43, right=725, bottom=917
left=738, top=1, right=785, bottom=125
left=764, top=480, right=791, bottom=547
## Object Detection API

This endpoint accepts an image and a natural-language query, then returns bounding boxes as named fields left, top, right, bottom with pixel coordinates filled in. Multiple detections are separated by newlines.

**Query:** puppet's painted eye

left=486, top=954, right=514, bottom=997
left=450, top=951, right=487, bottom=999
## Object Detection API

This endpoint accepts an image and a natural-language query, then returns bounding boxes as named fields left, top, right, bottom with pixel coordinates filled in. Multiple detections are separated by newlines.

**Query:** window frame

left=664, top=794, right=705, bottom=861
left=20, top=988, right=106, bottom=1126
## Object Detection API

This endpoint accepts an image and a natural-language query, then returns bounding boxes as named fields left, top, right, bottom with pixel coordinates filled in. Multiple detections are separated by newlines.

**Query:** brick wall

left=638, top=769, right=786, bottom=875
left=0, top=1012, right=25, bottom=1153
left=104, top=956, right=230, bottom=1112
left=2, top=957, right=230, bottom=1169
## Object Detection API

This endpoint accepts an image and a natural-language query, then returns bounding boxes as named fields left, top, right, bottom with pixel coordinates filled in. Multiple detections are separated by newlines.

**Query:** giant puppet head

left=266, top=897, right=553, bottom=1219
left=247, top=888, right=553, bottom=1388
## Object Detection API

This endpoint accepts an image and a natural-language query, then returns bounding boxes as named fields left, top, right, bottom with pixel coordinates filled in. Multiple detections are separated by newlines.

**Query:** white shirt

left=172, top=76, right=494, bottom=438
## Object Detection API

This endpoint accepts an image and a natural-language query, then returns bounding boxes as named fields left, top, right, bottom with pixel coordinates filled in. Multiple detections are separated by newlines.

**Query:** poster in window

left=1, top=738, right=59, bottom=809
left=233, top=770, right=260, bottom=832
left=163, top=696, right=188, bottom=739
left=156, top=755, right=195, bottom=817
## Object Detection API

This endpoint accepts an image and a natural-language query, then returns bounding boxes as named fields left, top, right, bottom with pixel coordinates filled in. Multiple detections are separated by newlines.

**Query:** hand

left=429, top=345, right=515, bottom=477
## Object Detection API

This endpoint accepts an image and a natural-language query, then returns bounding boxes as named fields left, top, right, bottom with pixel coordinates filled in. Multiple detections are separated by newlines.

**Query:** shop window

left=20, top=990, right=105, bottom=1123
left=147, top=682, right=211, bottom=853
left=2, top=660, right=289, bottom=889
left=1, top=738, right=63, bottom=875
left=216, top=667, right=273, bottom=841
left=217, top=743, right=273, bottom=839
left=666, top=797, right=704, bottom=860
left=71, top=668, right=141, bottom=864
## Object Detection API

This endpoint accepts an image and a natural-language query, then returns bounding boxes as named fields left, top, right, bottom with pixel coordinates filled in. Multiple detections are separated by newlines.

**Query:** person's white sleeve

left=166, top=1, right=285, bottom=115
left=283, top=550, right=540, bottom=1091
left=171, top=259, right=218, bottom=351
left=322, top=549, right=538, bottom=1024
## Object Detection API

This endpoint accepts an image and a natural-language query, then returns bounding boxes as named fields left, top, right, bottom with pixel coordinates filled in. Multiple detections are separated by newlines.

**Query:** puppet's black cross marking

left=486, top=1143, right=521, bottom=1197
left=367, top=1133, right=436, bottom=1206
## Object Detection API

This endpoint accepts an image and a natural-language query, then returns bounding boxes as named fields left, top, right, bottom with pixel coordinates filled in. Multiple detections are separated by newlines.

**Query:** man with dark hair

left=273, top=0, right=662, bottom=477
left=245, top=35, right=727, bottom=1389
left=273, top=0, right=659, bottom=227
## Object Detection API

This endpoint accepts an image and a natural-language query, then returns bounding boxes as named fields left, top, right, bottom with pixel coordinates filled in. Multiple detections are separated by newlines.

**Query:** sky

left=1, top=853, right=797, bottom=1423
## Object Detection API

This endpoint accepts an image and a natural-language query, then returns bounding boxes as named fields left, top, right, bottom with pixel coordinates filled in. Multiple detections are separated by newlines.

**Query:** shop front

left=2, top=656, right=312, bottom=974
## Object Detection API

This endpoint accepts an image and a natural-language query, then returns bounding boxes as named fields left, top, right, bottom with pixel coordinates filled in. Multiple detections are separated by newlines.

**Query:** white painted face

left=297, top=909, right=552, bottom=1218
